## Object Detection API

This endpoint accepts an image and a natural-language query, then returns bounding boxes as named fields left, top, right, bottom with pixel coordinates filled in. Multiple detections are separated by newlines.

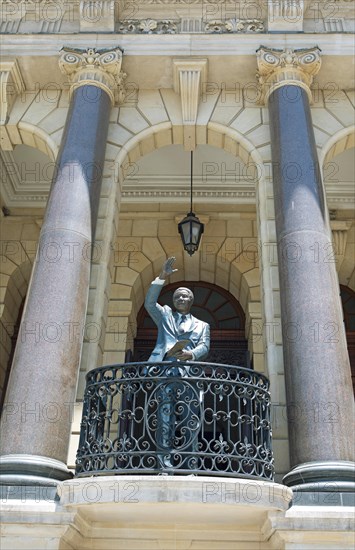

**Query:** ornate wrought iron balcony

left=76, top=362, right=274, bottom=480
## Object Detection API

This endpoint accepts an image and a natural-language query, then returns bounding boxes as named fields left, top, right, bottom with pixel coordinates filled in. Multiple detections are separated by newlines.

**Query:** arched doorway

left=133, top=281, right=250, bottom=367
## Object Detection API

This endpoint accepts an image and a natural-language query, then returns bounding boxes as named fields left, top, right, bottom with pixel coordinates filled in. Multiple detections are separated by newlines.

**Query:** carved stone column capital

left=256, top=46, right=322, bottom=105
left=59, top=47, right=126, bottom=105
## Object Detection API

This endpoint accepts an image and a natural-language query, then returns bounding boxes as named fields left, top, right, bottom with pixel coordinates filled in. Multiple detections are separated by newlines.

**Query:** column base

left=283, top=461, right=355, bottom=492
left=0, top=454, right=73, bottom=486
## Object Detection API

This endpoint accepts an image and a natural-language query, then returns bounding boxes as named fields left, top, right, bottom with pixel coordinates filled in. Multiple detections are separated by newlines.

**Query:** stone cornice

left=1, top=34, right=354, bottom=58
left=2, top=150, right=353, bottom=209
left=59, top=46, right=126, bottom=105
left=256, top=45, right=322, bottom=104
left=123, top=174, right=256, bottom=202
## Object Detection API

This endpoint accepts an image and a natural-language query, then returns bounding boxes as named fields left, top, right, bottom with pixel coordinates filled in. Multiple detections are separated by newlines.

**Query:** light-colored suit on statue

left=144, top=278, right=210, bottom=362
left=144, top=278, right=210, bottom=467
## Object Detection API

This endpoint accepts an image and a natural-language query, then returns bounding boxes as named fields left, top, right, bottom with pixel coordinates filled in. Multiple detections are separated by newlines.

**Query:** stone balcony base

left=1, top=476, right=354, bottom=549
left=60, top=475, right=291, bottom=523
left=1, top=476, right=291, bottom=549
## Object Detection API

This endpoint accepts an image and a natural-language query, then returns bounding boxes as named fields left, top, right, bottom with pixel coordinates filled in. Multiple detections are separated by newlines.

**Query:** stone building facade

left=0, top=1, right=354, bottom=548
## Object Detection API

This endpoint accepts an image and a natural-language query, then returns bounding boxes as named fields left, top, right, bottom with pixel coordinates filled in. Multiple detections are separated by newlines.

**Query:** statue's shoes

left=157, top=455, right=174, bottom=469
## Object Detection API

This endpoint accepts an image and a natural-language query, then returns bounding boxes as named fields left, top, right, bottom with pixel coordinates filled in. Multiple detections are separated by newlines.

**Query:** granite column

left=0, top=47, right=125, bottom=485
left=257, top=46, right=355, bottom=491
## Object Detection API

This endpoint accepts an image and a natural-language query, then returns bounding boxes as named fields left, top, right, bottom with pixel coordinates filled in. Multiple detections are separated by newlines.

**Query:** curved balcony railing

left=75, top=362, right=274, bottom=480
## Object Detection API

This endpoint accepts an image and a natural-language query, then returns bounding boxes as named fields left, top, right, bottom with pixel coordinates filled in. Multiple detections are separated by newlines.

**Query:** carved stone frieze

left=59, top=47, right=126, bottom=105
left=256, top=46, right=322, bottom=104
left=116, top=17, right=264, bottom=34
left=205, top=19, right=264, bottom=33
left=0, top=0, right=66, bottom=33
left=117, top=0, right=262, bottom=3
left=0, top=0, right=66, bottom=16
left=1, top=0, right=60, bottom=5
left=118, top=0, right=205, bottom=4
left=121, top=188, right=256, bottom=202
left=117, top=18, right=178, bottom=33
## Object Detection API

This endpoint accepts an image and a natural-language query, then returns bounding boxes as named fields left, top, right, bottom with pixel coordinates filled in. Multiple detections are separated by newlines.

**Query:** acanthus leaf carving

left=117, top=19, right=178, bottom=34
left=59, top=46, right=126, bottom=105
left=256, top=45, right=322, bottom=104
left=205, top=19, right=265, bottom=33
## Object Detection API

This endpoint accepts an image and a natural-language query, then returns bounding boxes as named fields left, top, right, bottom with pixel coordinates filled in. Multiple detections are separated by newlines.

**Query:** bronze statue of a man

left=144, top=257, right=210, bottom=362
left=144, top=257, right=210, bottom=468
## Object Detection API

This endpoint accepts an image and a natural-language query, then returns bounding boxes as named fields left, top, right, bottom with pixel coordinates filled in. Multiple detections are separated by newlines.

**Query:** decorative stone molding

left=0, top=60, right=25, bottom=125
left=331, top=220, right=353, bottom=268
left=59, top=47, right=126, bottom=105
left=116, top=18, right=264, bottom=34
left=268, top=0, right=304, bottom=32
left=173, top=58, right=208, bottom=150
left=205, top=19, right=264, bottom=33
left=1, top=0, right=60, bottom=4
left=256, top=46, right=322, bottom=105
left=80, top=1, right=116, bottom=33
left=119, top=0, right=197, bottom=3
left=121, top=169, right=256, bottom=203
left=117, top=19, right=178, bottom=34
left=117, top=18, right=265, bottom=34
left=0, top=0, right=66, bottom=20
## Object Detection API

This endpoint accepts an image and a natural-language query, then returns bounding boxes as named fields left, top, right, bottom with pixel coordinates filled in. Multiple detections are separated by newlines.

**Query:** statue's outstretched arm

left=159, top=257, right=178, bottom=279
left=144, top=257, right=178, bottom=326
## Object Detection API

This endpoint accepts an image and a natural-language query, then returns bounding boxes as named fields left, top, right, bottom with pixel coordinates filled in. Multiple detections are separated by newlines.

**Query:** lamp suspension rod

left=190, top=150, right=193, bottom=213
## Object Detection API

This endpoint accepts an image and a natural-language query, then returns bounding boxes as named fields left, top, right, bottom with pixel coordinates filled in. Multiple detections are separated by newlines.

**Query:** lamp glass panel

left=181, top=222, right=191, bottom=242
left=191, top=222, right=200, bottom=243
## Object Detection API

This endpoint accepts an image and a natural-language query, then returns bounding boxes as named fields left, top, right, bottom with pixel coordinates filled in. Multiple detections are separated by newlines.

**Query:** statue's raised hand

left=159, top=257, right=178, bottom=279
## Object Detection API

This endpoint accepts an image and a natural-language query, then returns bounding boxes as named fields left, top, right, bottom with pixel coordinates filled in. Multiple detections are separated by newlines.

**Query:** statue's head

left=173, top=287, right=194, bottom=314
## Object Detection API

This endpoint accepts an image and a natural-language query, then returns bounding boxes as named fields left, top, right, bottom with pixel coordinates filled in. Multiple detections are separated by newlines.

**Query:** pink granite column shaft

left=0, top=84, right=111, bottom=485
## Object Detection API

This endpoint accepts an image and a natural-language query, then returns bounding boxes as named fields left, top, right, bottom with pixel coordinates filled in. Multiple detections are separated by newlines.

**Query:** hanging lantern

left=178, top=151, right=204, bottom=256
left=178, top=211, right=204, bottom=256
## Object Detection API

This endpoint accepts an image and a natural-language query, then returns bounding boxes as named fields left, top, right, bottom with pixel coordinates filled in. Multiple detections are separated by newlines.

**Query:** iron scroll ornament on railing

left=75, top=362, right=274, bottom=480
